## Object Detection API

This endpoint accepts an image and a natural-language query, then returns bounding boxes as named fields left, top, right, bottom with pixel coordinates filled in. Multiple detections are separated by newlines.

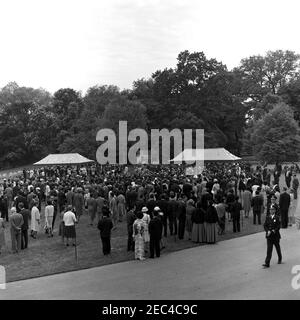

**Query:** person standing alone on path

left=262, top=205, right=282, bottom=268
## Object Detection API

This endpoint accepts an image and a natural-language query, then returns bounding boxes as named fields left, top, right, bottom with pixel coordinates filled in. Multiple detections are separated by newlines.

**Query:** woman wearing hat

left=133, top=211, right=146, bottom=260
left=45, top=200, right=54, bottom=237
left=30, top=200, right=40, bottom=239
left=204, top=199, right=218, bottom=244
left=141, top=207, right=150, bottom=253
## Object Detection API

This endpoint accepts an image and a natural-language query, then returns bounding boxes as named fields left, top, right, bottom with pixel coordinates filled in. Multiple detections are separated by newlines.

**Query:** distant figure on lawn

left=97, top=206, right=113, bottom=255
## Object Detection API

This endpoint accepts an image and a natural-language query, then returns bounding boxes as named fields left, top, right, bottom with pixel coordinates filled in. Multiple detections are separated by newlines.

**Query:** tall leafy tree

left=237, top=50, right=300, bottom=102
left=50, top=88, right=84, bottom=149
left=279, top=78, right=300, bottom=123
left=250, top=103, right=300, bottom=163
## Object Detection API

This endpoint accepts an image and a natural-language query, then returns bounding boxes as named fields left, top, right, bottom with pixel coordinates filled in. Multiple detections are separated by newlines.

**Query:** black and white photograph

left=1, top=0, right=300, bottom=306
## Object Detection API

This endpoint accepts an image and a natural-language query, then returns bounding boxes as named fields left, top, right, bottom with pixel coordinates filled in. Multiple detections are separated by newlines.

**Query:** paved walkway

left=1, top=226, right=300, bottom=300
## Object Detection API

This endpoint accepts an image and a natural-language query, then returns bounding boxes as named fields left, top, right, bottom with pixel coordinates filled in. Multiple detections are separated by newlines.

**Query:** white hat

left=154, top=206, right=160, bottom=211
left=141, top=207, right=148, bottom=213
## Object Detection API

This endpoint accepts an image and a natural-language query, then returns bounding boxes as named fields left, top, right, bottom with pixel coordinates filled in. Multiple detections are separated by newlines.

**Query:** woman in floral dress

left=133, top=211, right=146, bottom=260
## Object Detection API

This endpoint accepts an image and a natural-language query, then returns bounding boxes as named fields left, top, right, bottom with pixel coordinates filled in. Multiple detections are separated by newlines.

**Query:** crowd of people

left=0, top=161, right=298, bottom=261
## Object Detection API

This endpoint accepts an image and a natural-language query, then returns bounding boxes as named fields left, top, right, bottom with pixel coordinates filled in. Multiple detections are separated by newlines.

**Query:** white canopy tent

left=33, top=153, right=94, bottom=166
left=170, top=148, right=241, bottom=163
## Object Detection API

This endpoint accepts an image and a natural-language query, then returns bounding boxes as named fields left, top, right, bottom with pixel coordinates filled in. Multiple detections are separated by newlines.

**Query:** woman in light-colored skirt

left=186, top=199, right=196, bottom=240
left=242, top=188, right=252, bottom=218
left=191, top=203, right=206, bottom=243
left=45, top=201, right=54, bottom=237
left=141, top=207, right=150, bottom=253
left=30, top=202, right=40, bottom=239
left=133, top=211, right=146, bottom=260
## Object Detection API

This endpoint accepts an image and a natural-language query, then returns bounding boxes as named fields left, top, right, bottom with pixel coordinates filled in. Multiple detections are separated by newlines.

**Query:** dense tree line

left=1, top=49, right=300, bottom=168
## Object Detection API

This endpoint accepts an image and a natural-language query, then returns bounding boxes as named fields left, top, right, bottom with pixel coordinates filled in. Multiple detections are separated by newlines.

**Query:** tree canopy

left=250, top=103, right=300, bottom=163
left=1, top=49, right=300, bottom=168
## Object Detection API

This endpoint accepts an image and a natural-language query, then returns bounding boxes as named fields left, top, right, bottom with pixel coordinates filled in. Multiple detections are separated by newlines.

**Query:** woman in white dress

left=45, top=200, right=54, bottom=237
left=141, top=207, right=150, bottom=253
left=133, top=211, right=146, bottom=260
left=30, top=201, right=40, bottom=239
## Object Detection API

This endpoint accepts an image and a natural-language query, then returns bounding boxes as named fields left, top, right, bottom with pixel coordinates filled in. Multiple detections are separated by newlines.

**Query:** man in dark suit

left=279, top=187, right=290, bottom=229
left=225, top=189, right=235, bottom=222
left=149, top=209, right=163, bottom=258
left=97, top=206, right=113, bottom=255
left=177, top=197, right=186, bottom=240
left=251, top=190, right=263, bottom=225
left=168, top=191, right=178, bottom=236
left=262, top=205, right=282, bottom=268
left=126, top=206, right=136, bottom=252
left=292, top=174, right=299, bottom=199
left=231, top=196, right=242, bottom=233
left=19, top=202, right=30, bottom=250
left=146, top=193, right=157, bottom=218
left=15, top=192, right=28, bottom=213
left=157, top=194, right=169, bottom=237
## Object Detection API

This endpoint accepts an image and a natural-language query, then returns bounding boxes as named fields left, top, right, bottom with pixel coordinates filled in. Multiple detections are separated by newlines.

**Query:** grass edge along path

left=0, top=211, right=265, bottom=283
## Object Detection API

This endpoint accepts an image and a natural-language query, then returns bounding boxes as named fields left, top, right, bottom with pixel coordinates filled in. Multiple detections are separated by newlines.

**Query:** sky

left=1, top=0, right=300, bottom=94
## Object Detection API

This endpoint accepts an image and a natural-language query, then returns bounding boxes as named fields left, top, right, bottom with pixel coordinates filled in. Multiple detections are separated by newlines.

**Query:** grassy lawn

left=0, top=172, right=296, bottom=283
left=0, top=208, right=265, bottom=283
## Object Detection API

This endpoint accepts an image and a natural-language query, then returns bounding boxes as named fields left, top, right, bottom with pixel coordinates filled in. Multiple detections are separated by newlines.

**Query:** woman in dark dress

left=191, top=201, right=206, bottom=243
left=204, top=200, right=219, bottom=244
